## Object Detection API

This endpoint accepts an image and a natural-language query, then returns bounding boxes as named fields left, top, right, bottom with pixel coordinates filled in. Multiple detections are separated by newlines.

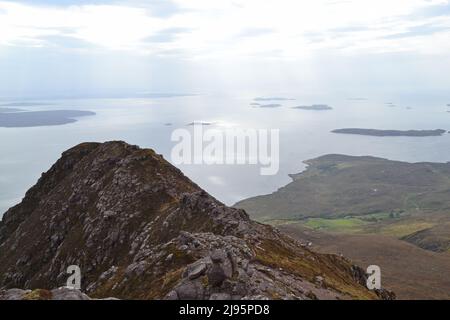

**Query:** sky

left=0, top=0, right=450, bottom=98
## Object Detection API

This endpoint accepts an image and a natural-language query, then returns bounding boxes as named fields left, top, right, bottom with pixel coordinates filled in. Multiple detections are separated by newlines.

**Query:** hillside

left=236, top=154, right=450, bottom=221
left=280, top=224, right=450, bottom=300
left=0, top=142, right=388, bottom=300
left=235, top=154, right=450, bottom=299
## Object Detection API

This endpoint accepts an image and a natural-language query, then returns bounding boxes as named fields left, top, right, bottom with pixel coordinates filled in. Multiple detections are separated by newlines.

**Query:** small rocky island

left=332, top=128, right=447, bottom=137
left=256, top=104, right=282, bottom=108
left=187, top=121, right=214, bottom=126
left=293, top=104, right=333, bottom=110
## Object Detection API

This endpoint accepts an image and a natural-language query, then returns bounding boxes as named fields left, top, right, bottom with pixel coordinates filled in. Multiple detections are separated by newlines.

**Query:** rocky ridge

left=0, top=141, right=393, bottom=300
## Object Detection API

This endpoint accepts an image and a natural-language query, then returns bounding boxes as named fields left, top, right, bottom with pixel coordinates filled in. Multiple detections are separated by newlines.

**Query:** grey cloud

left=144, top=28, right=192, bottom=43
left=303, top=31, right=327, bottom=43
left=124, top=0, right=184, bottom=18
left=383, top=23, right=450, bottom=40
left=236, top=28, right=274, bottom=38
left=12, top=0, right=183, bottom=18
left=330, top=26, right=370, bottom=33
left=408, top=2, right=450, bottom=19
left=303, top=26, right=370, bottom=44
left=39, top=34, right=98, bottom=48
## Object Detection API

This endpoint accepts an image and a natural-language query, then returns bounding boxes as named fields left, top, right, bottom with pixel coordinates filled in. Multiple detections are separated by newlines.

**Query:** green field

left=303, top=217, right=368, bottom=233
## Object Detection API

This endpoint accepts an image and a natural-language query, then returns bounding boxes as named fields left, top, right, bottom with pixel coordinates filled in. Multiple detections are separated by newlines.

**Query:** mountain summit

left=0, top=142, right=391, bottom=300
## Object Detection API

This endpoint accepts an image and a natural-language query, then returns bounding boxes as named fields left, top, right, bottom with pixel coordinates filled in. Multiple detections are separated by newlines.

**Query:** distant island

left=292, top=104, right=333, bottom=111
left=0, top=110, right=95, bottom=128
left=332, top=128, right=447, bottom=137
left=254, top=104, right=282, bottom=108
left=187, top=121, right=214, bottom=126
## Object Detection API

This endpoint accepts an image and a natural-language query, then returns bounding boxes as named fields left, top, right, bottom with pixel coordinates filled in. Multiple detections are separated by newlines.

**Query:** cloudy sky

left=0, top=0, right=449, bottom=98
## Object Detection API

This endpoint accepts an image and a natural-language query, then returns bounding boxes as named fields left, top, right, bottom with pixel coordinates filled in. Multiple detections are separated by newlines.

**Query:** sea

left=1, top=93, right=450, bottom=216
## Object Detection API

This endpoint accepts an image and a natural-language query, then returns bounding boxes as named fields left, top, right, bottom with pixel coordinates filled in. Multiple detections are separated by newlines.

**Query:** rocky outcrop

left=0, top=288, right=91, bottom=300
left=0, top=141, right=393, bottom=300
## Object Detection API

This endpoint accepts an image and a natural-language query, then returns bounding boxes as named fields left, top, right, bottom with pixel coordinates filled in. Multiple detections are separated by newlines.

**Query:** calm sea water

left=1, top=94, right=450, bottom=216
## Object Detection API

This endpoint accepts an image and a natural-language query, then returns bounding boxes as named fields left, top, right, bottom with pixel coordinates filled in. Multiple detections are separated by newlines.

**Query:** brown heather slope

left=0, top=142, right=389, bottom=300
left=280, top=224, right=450, bottom=300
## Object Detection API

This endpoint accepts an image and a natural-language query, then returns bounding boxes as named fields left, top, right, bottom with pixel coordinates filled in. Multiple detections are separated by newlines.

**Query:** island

left=0, top=110, right=95, bottom=128
left=292, top=104, right=333, bottom=110
left=331, top=128, right=447, bottom=137
left=256, top=104, right=282, bottom=108
left=187, top=121, right=214, bottom=126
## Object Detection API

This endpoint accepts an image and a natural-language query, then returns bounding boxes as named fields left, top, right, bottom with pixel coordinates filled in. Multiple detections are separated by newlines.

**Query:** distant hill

left=236, top=154, right=450, bottom=221
left=331, top=128, right=447, bottom=137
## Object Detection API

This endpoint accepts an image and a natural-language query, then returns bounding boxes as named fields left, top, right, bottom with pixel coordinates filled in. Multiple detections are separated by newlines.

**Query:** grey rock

left=187, top=263, right=207, bottom=280
left=176, top=281, right=204, bottom=300
left=209, top=293, right=231, bottom=300
left=0, top=288, right=96, bottom=300
left=166, top=253, right=174, bottom=262
left=207, top=264, right=227, bottom=287
left=51, top=288, right=91, bottom=300
left=0, top=289, right=30, bottom=300
left=210, top=249, right=226, bottom=263
left=165, top=290, right=179, bottom=300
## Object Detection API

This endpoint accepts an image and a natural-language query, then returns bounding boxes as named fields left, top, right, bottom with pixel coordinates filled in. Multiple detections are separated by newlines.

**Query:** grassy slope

left=280, top=223, right=450, bottom=300
left=237, top=155, right=450, bottom=219
left=236, top=154, right=450, bottom=252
